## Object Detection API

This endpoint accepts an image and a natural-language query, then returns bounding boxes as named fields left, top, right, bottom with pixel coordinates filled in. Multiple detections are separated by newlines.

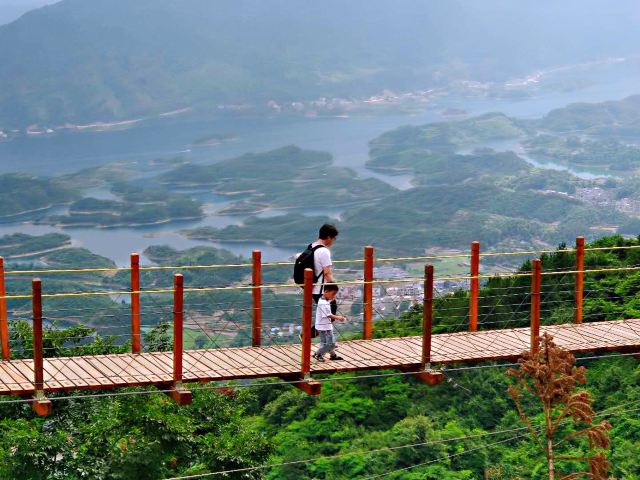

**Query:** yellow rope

left=139, top=263, right=253, bottom=271
left=584, top=245, right=640, bottom=253
left=4, top=244, right=640, bottom=276
left=5, top=267, right=126, bottom=275
left=541, top=265, right=640, bottom=276
left=479, top=249, right=561, bottom=257
left=1, top=263, right=639, bottom=300
left=377, top=254, right=470, bottom=262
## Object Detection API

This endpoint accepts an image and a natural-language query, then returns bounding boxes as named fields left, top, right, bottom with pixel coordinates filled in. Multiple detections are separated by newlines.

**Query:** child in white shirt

left=312, top=283, right=346, bottom=362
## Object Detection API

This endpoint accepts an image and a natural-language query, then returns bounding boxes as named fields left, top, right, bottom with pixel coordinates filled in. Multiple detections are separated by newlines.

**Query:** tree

left=507, top=333, right=611, bottom=479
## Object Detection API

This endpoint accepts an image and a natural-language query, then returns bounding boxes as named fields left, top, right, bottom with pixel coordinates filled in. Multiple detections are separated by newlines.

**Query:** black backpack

left=293, top=244, right=325, bottom=287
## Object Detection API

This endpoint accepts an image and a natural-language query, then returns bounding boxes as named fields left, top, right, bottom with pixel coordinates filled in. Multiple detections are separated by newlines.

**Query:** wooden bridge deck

left=2, top=318, right=640, bottom=395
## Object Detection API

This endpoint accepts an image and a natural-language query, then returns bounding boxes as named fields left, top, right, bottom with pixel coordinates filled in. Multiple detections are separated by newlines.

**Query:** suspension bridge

left=1, top=236, right=640, bottom=416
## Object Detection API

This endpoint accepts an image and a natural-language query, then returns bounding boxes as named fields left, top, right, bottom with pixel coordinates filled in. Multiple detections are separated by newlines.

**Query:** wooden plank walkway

left=2, top=318, right=640, bottom=395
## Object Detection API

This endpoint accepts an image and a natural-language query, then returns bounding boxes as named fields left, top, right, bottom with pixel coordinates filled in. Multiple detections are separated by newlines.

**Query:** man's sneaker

left=329, top=354, right=344, bottom=361
left=312, top=353, right=325, bottom=362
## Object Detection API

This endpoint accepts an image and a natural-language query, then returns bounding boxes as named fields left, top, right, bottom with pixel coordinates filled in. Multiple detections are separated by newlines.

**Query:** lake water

left=1, top=58, right=639, bottom=265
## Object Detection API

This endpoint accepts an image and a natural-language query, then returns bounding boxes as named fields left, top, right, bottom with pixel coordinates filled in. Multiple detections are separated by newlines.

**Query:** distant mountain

left=541, top=95, right=640, bottom=134
left=1, top=0, right=640, bottom=128
left=0, top=1, right=57, bottom=25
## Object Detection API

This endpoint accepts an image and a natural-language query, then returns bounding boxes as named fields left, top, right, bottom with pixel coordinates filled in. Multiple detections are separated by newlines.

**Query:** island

left=0, top=233, right=72, bottom=258
left=160, top=145, right=397, bottom=214
left=0, top=173, right=78, bottom=219
left=40, top=188, right=203, bottom=228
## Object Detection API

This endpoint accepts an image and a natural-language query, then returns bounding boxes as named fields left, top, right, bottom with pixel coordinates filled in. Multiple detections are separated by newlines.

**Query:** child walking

left=312, top=283, right=346, bottom=362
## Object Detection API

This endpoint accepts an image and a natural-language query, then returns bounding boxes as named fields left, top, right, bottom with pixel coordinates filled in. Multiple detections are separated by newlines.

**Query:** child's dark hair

left=319, top=224, right=339, bottom=239
left=323, top=283, right=339, bottom=293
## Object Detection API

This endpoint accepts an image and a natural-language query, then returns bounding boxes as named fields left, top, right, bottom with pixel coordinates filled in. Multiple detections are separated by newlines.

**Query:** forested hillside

left=1, top=234, right=640, bottom=478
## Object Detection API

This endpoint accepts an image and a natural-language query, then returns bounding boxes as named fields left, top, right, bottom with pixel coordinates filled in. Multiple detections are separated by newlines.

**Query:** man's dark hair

left=323, top=283, right=339, bottom=293
left=319, top=224, right=339, bottom=240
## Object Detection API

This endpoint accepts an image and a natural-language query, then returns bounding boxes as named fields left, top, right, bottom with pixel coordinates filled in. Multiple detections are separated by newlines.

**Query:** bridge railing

left=2, top=236, right=640, bottom=382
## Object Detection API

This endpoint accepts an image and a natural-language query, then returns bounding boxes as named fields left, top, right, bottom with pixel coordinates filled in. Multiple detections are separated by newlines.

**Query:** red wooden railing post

left=531, top=259, right=542, bottom=353
left=173, top=274, right=183, bottom=385
left=421, top=265, right=434, bottom=369
left=167, top=273, right=192, bottom=405
left=130, top=253, right=141, bottom=353
left=32, top=279, right=44, bottom=392
left=252, top=250, right=262, bottom=347
left=0, top=257, right=9, bottom=360
left=575, top=236, right=585, bottom=324
left=31, top=278, right=51, bottom=415
left=363, top=245, right=374, bottom=340
left=469, top=241, right=480, bottom=332
left=301, top=268, right=313, bottom=377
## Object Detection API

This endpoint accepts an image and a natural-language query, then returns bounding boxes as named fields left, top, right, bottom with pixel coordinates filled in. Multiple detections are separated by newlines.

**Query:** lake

left=1, top=58, right=639, bottom=265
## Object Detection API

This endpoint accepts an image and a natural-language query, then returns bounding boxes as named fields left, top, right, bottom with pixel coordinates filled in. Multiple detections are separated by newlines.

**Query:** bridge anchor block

left=161, top=382, right=193, bottom=405
left=398, top=365, right=444, bottom=386
left=414, top=370, right=444, bottom=385
left=280, top=374, right=321, bottom=396
left=30, top=391, right=52, bottom=416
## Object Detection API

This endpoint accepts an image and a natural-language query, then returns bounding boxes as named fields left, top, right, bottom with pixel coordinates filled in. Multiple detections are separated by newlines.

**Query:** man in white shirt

left=312, top=284, right=346, bottom=362
left=311, top=224, right=339, bottom=314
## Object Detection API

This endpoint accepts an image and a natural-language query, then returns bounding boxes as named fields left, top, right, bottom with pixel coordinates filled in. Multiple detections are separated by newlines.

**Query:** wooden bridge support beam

left=31, top=279, right=51, bottom=416
left=531, top=259, right=542, bottom=354
left=363, top=246, right=374, bottom=340
left=166, top=274, right=192, bottom=405
left=469, top=241, right=480, bottom=332
left=0, top=257, right=9, bottom=360
left=575, top=236, right=585, bottom=324
left=252, top=250, right=262, bottom=347
left=130, top=253, right=141, bottom=354
left=289, top=268, right=322, bottom=395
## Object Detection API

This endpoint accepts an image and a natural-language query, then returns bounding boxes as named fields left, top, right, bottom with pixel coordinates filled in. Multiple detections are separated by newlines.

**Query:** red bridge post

left=363, top=246, right=374, bottom=340
left=168, top=273, right=192, bottom=405
left=279, top=267, right=320, bottom=395
left=421, top=265, right=434, bottom=368
left=130, top=253, right=141, bottom=353
left=0, top=257, right=9, bottom=360
left=413, top=264, right=443, bottom=385
left=301, top=268, right=313, bottom=377
left=289, top=268, right=320, bottom=394
left=31, top=278, right=51, bottom=416
left=252, top=250, right=262, bottom=347
left=469, top=241, right=480, bottom=332
left=531, top=259, right=542, bottom=353
left=575, top=236, right=585, bottom=324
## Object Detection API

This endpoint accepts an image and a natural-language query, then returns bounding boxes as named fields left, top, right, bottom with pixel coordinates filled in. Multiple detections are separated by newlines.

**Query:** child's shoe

left=329, top=353, right=344, bottom=361
left=312, top=353, right=325, bottom=362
